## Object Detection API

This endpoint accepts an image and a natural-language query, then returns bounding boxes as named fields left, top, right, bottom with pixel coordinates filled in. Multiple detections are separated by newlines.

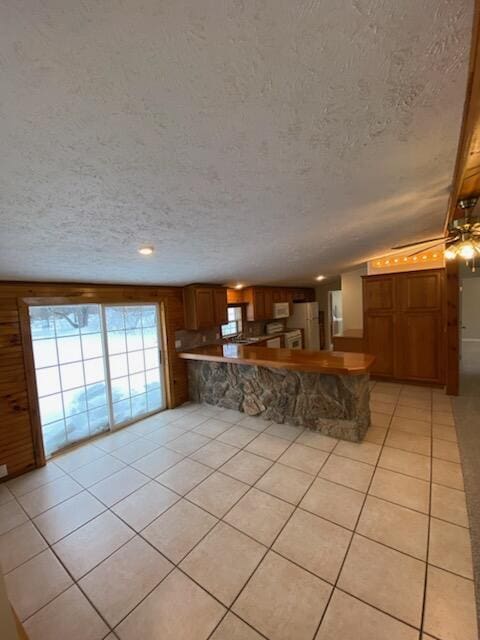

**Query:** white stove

left=284, top=330, right=302, bottom=349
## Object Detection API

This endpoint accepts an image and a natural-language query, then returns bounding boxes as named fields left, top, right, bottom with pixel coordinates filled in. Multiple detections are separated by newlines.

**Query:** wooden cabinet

left=263, top=288, right=274, bottom=320
left=184, top=285, right=227, bottom=330
left=363, top=270, right=445, bottom=384
left=213, top=288, right=228, bottom=325
left=226, top=286, right=315, bottom=322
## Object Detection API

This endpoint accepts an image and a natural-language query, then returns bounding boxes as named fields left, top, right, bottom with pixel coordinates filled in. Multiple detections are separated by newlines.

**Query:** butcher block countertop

left=179, top=345, right=375, bottom=375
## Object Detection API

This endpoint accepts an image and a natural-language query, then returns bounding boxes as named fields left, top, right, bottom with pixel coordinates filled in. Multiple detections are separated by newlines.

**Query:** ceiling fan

left=391, top=197, right=480, bottom=271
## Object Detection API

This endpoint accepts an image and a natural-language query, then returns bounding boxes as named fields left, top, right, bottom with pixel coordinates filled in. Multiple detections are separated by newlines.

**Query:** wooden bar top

left=179, top=345, right=375, bottom=375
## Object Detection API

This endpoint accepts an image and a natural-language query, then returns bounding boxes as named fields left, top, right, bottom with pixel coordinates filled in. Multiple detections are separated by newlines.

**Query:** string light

left=371, top=251, right=444, bottom=269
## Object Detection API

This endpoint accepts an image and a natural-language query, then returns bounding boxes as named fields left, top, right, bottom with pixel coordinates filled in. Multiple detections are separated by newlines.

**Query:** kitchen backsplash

left=175, top=320, right=277, bottom=351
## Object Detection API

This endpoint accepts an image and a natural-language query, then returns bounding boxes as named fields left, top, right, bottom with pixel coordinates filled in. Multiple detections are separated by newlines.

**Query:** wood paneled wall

left=0, top=281, right=188, bottom=480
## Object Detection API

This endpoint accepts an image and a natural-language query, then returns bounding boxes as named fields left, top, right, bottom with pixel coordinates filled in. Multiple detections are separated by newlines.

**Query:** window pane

left=86, top=382, right=107, bottom=409
left=113, top=399, right=131, bottom=424
left=142, top=327, right=158, bottom=348
left=88, top=406, right=109, bottom=434
left=111, top=376, right=130, bottom=402
left=106, top=307, right=125, bottom=331
left=146, top=368, right=160, bottom=390
left=29, top=307, right=55, bottom=340
left=129, top=372, right=146, bottom=395
left=54, top=308, right=81, bottom=337
left=84, top=358, right=104, bottom=384
left=43, top=420, right=67, bottom=456
left=80, top=306, right=101, bottom=334
left=125, top=307, right=143, bottom=330
left=144, top=348, right=159, bottom=370
left=142, top=306, right=157, bottom=328
left=39, top=394, right=64, bottom=425
left=131, top=393, right=147, bottom=417
left=82, top=333, right=103, bottom=359
left=128, top=350, right=144, bottom=374
left=57, top=336, right=82, bottom=364
left=63, top=387, right=87, bottom=417
left=126, top=329, right=142, bottom=351
left=60, top=362, right=85, bottom=390
left=33, top=339, right=58, bottom=368
left=109, top=354, right=128, bottom=379
left=107, top=330, right=126, bottom=355
left=147, top=388, right=162, bottom=411
left=36, top=367, right=61, bottom=397
left=66, top=412, right=89, bottom=442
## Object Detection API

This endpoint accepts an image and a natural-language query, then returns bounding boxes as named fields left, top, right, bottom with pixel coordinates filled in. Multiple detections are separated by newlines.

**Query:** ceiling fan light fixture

left=458, top=241, right=476, bottom=260
left=444, top=246, right=457, bottom=261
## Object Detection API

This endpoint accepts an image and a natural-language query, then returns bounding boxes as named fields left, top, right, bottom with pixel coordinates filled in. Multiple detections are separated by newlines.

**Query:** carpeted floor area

left=453, top=341, right=480, bottom=632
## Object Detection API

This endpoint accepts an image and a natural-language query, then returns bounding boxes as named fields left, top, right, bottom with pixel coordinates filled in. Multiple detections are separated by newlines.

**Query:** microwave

left=273, top=302, right=290, bottom=319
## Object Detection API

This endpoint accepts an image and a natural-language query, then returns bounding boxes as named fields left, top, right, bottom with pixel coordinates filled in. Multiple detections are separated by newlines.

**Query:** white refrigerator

left=286, top=302, right=320, bottom=350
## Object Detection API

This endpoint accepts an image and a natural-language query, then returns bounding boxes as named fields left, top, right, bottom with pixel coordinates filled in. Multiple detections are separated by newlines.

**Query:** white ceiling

left=0, top=1, right=473, bottom=286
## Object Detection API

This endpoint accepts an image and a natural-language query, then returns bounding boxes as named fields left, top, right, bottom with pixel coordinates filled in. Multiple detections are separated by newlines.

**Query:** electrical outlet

left=0, top=464, right=7, bottom=479
left=175, top=339, right=182, bottom=349
left=216, top=332, right=220, bottom=339
left=202, top=335, right=207, bottom=343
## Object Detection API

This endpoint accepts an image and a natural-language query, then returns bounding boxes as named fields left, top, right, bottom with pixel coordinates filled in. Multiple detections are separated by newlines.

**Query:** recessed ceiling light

left=138, top=246, right=154, bottom=256
left=315, top=275, right=325, bottom=281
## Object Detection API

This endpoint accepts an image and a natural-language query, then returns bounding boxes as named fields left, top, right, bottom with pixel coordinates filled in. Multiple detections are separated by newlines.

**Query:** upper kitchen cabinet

left=226, top=286, right=315, bottom=322
left=244, top=287, right=266, bottom=321
left=183, top=284, right=228, bottom=329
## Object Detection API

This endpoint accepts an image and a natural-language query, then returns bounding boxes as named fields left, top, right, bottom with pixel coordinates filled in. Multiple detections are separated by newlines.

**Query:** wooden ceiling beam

left=446, top=0, right=480, bottom=228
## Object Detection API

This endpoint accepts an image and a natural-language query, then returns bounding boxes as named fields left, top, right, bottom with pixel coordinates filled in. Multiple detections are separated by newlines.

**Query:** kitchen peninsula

left=179, top=345, right=375, bottom=442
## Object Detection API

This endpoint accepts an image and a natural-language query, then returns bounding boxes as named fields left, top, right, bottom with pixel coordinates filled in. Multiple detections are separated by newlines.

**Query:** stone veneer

left=187, top=361, right=370, bottom=442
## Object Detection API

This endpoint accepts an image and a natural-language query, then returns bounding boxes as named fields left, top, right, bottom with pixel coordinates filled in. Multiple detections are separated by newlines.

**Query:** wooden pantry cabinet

left=363, top=269, right=445, bottom=384
left=183, top=284, right=228, bottom=330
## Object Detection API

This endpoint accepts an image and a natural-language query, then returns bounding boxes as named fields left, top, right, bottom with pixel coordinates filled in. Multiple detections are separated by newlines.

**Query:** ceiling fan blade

left=391, top=236, right=447, bottom=250
left=407, top=241, right=448, bottom=256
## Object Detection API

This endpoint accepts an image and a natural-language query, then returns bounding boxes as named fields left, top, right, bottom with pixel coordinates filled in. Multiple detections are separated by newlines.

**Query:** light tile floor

left=0, top=382, right=478, bottom=640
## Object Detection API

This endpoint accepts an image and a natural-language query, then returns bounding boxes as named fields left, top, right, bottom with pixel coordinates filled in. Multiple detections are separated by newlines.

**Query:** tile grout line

left=310, top=386, right=402, bottom=639
left=3, top=395, right=465, bottom=638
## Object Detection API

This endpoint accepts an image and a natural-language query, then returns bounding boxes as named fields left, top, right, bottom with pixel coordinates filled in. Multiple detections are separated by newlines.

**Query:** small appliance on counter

left=287, top=302, right=320, bottom=350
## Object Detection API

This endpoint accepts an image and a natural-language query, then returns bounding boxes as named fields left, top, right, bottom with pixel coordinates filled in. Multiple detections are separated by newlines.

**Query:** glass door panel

left=104, top=304, right=164, bottom=428
left=29, top=304, right=110, bottom=456
left=30, top=302, right=165, bottom=457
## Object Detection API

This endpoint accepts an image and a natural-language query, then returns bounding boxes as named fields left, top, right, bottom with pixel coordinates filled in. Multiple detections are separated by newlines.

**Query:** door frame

left=18, top=296, right=170, bottom=466
left=445, top=261, right=460, bottom=395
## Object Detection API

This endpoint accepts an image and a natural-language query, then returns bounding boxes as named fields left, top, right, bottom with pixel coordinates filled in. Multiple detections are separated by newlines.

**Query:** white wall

left=341, top=265, right=367, bottom=331
left=461, top=277, right=480, bottom=340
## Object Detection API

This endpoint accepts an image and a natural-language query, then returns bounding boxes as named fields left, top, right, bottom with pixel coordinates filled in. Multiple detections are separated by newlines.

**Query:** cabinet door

left=213, top=288, right=228, bottom=325
left=264, top=289, right=274, bottom=320
left=272, top=288, right=282, bottom=304
left=195, top=288, right=215, bottom=328
left=363, top=276, right=396, bottom=377
left=364, top=276, right=395, bottom=311
left=397, top=271, right=444, bottom=383
left=365, top=314, right=395, bottom=376
left=253, top=288, right=266, bottom=320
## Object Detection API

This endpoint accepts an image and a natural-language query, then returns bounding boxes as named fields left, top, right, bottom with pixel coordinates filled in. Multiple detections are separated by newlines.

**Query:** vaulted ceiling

left=0, top=1, right=473, bottom=285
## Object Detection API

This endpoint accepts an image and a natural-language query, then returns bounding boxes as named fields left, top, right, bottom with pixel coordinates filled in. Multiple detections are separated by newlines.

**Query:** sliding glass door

left=104, top=305, right=163, bottom=427
left=29, top=303, right=164, bottom=456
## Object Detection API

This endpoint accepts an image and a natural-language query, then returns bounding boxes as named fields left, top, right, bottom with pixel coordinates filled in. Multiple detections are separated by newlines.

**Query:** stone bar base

left=187, top=361, right=370, bottom=442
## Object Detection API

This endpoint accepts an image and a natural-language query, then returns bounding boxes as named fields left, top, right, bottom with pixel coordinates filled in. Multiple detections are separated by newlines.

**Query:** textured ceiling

left=0, top=0, right=473, bottom=286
